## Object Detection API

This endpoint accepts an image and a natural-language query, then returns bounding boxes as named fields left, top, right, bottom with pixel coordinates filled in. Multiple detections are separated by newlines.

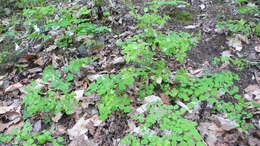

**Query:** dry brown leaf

left=197, top=122, right=223, bottom=146
left=160, top=93, right=170, bottom=105
left=5, top=121, right=23, bottom=133
left=227, top=37, right=243, bottom=51
left=0, top=106, right=14, bottom=114
left=81, top=64, right=96, bottom=74
left=214, top=116, right=238, bottom=131
left=0, top=100, right=20, bottom=114
left=28, top=67, right=42, bottom=74
left=34, top=56, right=47, bottom=66
left=111, top=57, right=125, bottom=65
left=236, top=34, right=249, bottom=44
left=67, top=117, right=89, bottom=140
left=52, top=112, right=63, bottom=122
left=5, top=82, right=23, bottom=92
left=244, top=84, right=260, bottom=102
left=67, top=114, right=103, bottom=140
left=55, top=124, right=67, bottom=135
left=0, top=116, right=21, bottom=132
left=68, top=135, right=98, bottom=146
left=46, top=45, right=57, bottom=52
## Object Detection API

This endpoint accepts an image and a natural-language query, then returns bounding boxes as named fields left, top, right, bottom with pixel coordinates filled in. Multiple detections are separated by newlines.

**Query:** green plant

left=0, top=51, right=8, bottom=63
left=236, top=5, right=258, bottom=14
left=213, top=56, right=248, bottom=70
left=120, top=102, right=205, bottom=146
left=155, top=32, right=196, bottom=61
left=0, top=121, right=64, bottom=146
left=233, top=0, right=259, bottom=14
left=216, top=19, right=256, bottom=35
left=43, top=5, right=110, bottom=36
left=16, top=0, right=47, bottom=8
left=166, top=69, right=239, bottom=102
left=55, top=33, right=73, bottom=48
left=214, top=98, right=255, bottom=131
left=63, top=57, right=92, bottom=72
left=87, top=0, right=196, bottom=120
left=163, top=69, right=255, bottom=130
left=8, top=4, right=110, bottom=51
left=23, top=57, right=91, bottom=118
left=86, top=67, right=135, bottom=120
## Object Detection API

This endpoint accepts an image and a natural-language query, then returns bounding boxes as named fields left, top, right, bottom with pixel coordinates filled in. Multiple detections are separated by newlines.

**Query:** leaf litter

left=0, top=0, right=260, bottom=145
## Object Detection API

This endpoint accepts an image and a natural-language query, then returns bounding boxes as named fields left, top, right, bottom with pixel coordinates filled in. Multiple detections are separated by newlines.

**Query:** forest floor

left=0, top=0, right=259, bottom=146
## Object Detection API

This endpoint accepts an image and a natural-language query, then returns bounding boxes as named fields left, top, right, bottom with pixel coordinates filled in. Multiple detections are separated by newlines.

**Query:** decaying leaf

left=68, top=135, right=98, bottom=146
left=227, top=36, right=243, bottom=51
left=244, top=84, right=260, bottom=102
left=67, top=114, right=102, bottom=140
left=214, top=116, right=238, bottom=131
left=197, top=122, right=223, bottom=146
left=5, top=82, right=23, bottom=92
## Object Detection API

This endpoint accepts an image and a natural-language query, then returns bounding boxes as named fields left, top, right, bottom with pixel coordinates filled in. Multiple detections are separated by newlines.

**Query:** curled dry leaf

left=4, top=82, right=23, bottom=92
left=236, top=34, right=249, bottom=44
left=176, top=100, right=192, bottom=113
left=28, top=67, right=42, bottom=74
left=111, top=57, right=125, bottom=65
left=187, top=67, right=204, bottom=77
left=214, top=116, right=238, bottom=131
left=0, top=112, right=21, bottom=132
left=34, top=56, right=48, bottom=66
left=0, top=100, right=20, bottom=114
left=67, top=114, right=103, bottom=140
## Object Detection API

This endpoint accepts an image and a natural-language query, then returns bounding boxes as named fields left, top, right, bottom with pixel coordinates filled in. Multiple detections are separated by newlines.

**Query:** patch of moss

left=174, top=10, right=193, bottom=21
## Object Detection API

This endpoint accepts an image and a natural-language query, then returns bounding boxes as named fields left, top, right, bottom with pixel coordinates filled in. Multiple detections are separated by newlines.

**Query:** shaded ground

left=0, top=0, right=259, bottom=145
